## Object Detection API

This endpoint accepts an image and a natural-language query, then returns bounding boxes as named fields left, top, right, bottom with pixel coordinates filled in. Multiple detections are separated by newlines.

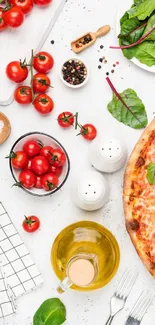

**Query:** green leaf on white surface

left=33, top=298, right=66, bottom=325
left=128, top=0, right=155, bottom=20
left=107, top=89, right=148, bottom=129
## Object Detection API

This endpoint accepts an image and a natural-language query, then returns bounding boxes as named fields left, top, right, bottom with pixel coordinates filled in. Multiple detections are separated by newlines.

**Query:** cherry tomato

left=80, top=124, right=97, bottom=140
left=23, top=216, right=40, bottom=232
left=33, top=51, right=54, bottom=73
left=33, top=94, right=54, bottom=115
left=23, top=140, right=41, bottom=157
left=6, top=61, right=28, bottom=83
left=48, top=164, right=63, bottom=177
left=40, top=145, right=53, bottom=161
left=33, top=0, right=52, bottom=6
left=9, top=151, right=28, bottom=169
left=25, top=158, right=33, bottom=170
left=58, top=111, right=74, bottom=128
left=19, top=170, right=36, bottom=188
left=32, top=156, right=49, bottom=175
left=10, top=0, right=33, bottom=15
left=41, top=173, right=58, bottom=191
left=33, top=73, right=51, bottom=93
left=14, top=86, right=32, bottom=104
left=35, top=176, right=43, bottom=189
left=3, top=6, right=24, bottom=28
left=50, top=148, right=66, bottom=167
left=0, top=7, right=7, bottom=31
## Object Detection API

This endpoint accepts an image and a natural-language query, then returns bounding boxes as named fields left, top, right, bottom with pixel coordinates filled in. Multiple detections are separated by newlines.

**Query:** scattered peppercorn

left=113, top=64, right=116, bottom=67
left=111, top=69, right=114, bottom=73
left=104, top=60, right=107, bottom=63
left=62, top=59, right=87, bottom=86
left=51, top=40, right=55, bottom=44
left=100, top=45, right=104, bottom=49
left=99, top=58, right=103, bottom=63
left=116, top=61, right=119, bottom=65
left=106, top=72, right=109, bottom=76
left=98, top=65, right=102, bottom=69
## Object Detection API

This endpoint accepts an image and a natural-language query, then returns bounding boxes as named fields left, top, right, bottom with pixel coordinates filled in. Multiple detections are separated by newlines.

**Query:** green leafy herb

left=128, top=0, right=155, bottom=20
left=106, top=77, right=148, bottom=129
left=147, top=163, right=155, bottom=184
left=144, top=14, right=155, bottom=40
left=134, top=41, right=155, bottom=65
left=33, top=298, right=66, bottom=325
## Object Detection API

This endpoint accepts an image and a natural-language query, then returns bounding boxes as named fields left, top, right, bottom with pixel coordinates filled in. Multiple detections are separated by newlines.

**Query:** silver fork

left=105, top=270, right=138, bottom=325
left=125, top=291, right=154, bottom=325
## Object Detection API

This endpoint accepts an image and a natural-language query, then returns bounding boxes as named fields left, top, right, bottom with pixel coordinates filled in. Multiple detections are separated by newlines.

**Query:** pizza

left=123, top=118, right=155, bottom=277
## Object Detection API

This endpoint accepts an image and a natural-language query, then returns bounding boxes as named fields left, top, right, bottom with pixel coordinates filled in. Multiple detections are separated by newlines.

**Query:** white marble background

left=0, top=0, right=155, bottom=324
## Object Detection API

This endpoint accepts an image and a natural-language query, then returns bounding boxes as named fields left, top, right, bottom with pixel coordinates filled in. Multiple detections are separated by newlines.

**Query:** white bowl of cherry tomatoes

left=9, top=132, right=70, bottom=197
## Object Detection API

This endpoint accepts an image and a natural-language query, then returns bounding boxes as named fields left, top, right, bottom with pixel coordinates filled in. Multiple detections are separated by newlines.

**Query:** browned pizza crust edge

left=124, top=196, right=155, bottom=277
left=123, top=118, right=155, bottom=196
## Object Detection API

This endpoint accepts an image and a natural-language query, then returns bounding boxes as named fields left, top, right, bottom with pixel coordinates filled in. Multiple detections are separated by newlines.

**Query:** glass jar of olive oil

left=51, top=221, right=120, bottom=292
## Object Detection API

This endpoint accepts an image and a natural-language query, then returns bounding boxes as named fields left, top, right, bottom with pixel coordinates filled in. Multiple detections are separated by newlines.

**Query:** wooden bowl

left=0, top=112, right=11, bottom=145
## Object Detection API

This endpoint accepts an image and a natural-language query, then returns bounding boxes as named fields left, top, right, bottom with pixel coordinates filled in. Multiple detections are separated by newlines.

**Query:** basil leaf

left=128, top=0, right=155, bottom=20
left=144, top=14, right=155, bottom=40
left=107, top=89, right=148, bottom=129
left=33, top=298, right=66, bottom=325
left=134, top=41, right=155, bottom=66
left=147, top=163, right=155, bottom=184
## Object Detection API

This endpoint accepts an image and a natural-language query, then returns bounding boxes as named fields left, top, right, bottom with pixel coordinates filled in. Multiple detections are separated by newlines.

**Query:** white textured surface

left=0, top=0, right=155, bottom=324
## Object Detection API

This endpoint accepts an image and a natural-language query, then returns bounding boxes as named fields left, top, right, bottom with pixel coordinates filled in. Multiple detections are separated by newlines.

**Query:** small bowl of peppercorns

left=59, top=58, right=89, bottom=89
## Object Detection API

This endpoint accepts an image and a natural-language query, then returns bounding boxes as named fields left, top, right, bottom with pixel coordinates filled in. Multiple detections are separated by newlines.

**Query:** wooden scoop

left=71, top=25, right=111, bottom=54
left=0, top=112, right=11, bottom=144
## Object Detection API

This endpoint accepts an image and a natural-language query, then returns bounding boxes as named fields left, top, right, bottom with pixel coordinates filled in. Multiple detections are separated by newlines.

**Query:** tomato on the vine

left=33, top=51, right=54, bottom=73
left=33, top=73, right=51, bottom=93
left=33, top=94, right=54, bottom=115
left=9, top=151, right=28, bottom=169
left=6, top=61, right=28, bottom=83
left=3, top=6, right=24, bottom=28
left=23, top=140, right=41, bottom=157
left=23, top=216, right=40, bottom=233
left=19, top=170, right=36, bottom=188
left=0, top=7, right=7, bottom=31
left=48, top=164, right=63, bottom=177
left=10, top=0, right=33, bottom=15
left=14, top=86, right=32, bottom=104
left=35, top=176, right=43, bottom=189
left=40, top=146, right=53, bottom=160
left=41, top=173, right=58, bottom=191
left=50, top=148, right=66, bottom=167
left=32, top=156, right=49, bottom=175
left=80, top=124, right=97, bottom=140
left=58, top=112, right=74, bottom=128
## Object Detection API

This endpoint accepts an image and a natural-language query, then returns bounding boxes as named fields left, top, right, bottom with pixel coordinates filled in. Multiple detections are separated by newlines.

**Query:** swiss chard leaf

left=119, top=18, right=146, bottom=44
left=33, top=298, right=66, bottom=325
left=134, top=40, right=155, bottom=65
left=119, top=38, right=138, bottom=59
left=107, top=86, right=148, bottom=129
left=120, top=11, right=129, bottom=25
left=128, top=0, right=155, bottom=20
left=147, top=163, right=155, bottom=184
left=144, top=14, right=155, bottom=40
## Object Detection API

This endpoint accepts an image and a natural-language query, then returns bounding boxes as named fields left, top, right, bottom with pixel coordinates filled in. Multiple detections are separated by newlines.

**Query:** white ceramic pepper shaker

left=71, top=170, right=109, bottom=211
left=89, top=137, right=127, bottom=173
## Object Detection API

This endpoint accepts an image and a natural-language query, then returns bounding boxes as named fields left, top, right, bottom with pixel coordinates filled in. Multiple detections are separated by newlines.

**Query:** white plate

left=116, top=0, right=155, bottom=73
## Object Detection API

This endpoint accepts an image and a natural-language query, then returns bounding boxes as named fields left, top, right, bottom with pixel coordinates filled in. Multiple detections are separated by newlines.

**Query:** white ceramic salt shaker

left=89, top=137, right=127, bottom=173
left=71, top=170, right=109, bottom=211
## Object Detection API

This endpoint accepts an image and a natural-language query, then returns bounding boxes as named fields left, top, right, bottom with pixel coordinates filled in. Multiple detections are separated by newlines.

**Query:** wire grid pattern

left=0, top=266, right=15, bottom=318
left=0, top=203, right=43, bottom=308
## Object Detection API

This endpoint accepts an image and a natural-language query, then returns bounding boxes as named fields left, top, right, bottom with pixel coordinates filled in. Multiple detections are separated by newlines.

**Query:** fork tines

left=129, top=291, right=154, bottom=322
left=115, top=270, right=138, bottom=300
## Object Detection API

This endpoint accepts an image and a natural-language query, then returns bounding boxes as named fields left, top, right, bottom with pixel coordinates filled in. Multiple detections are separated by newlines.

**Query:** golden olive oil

left=51, top=221, right=120, bottom=291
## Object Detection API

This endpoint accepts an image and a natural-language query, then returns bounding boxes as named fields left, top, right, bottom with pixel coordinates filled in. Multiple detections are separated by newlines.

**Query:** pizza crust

left=124, top=118, right=155, bottom=196
left=123, top=119, right=155, bottom=278
left=124, top=196, right=155, bottom=277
